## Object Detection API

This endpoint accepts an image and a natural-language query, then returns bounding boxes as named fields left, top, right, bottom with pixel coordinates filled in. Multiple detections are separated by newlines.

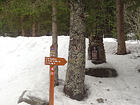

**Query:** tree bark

left=116, top=0, right=127, bottom=55
left=124, top=4, right=140, bottom=40
left=21, top=16, right=25, bottom=36
left=64, top=0, right=86, bottom=101
left=21, top=27, right=25, bottom=37
left=32, top=23, right=36, bottom=37
left=88, top=35, right=106, bottom=64
left=37, top=22, right=40, bottom=37
left=52, top=0, right=59, bottom=86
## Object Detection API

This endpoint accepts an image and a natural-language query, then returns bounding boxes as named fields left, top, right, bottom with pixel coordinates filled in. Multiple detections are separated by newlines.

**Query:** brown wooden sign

left=45, top=44, right=67, bottom=105
left=45, top=57, right=67, bottom=66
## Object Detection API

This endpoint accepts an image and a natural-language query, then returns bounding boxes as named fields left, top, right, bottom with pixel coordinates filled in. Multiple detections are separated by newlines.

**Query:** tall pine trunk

left=21, top=27, right=25, bottom=37
left=64, top=0, right=86, bottom=101
left=116, top=0, right=126, bottom=55
left=21, top=16, right=25, bottom=36
left=52, top=0, right=59, bottom=86
left=32, top=23, right=36, bottom=37
left=37, top=22, right=40, bottom=37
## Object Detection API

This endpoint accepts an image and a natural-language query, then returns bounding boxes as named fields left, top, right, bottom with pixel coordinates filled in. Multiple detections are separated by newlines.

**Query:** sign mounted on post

left=91, top=46, right=98, bottom=60
left=45, top=57, right=67, bottom=66
left=50, top=44, right=55, bottom=51
left=44, top=44, right=67, bottom=105
left=50, top=45, right=55, bottom=57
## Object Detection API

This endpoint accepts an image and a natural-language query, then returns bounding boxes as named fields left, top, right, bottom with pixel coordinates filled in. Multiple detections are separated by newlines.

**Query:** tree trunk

left=21, top=16, right=25, bottom=36
left=52, top=0, right=59, bottom=86
left=37, top=22, right=40, bottom=37
left=88, top=35, right=106, bottom=64
left=21, top=27, right=25, bottom=37
left=64, top=0, right=86, bottom=101
left=32, top=23, right=36, bottom=37
left=116, top=0, right=126, bottom=55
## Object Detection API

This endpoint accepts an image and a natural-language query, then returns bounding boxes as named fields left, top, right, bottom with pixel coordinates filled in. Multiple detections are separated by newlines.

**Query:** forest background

left=0, top=0, right=140, bottom=40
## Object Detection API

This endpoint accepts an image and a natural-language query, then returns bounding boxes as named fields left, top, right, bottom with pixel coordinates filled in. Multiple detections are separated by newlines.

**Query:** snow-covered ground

left=0, top=36, right=139, bottom=105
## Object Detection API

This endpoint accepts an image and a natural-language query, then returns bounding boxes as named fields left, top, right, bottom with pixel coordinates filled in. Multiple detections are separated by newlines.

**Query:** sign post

left=45, top=44, right=67, bottom=105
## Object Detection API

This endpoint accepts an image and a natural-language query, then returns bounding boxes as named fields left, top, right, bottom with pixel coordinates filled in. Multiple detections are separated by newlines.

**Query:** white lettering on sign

left=45, top=57, right=67, bottom=66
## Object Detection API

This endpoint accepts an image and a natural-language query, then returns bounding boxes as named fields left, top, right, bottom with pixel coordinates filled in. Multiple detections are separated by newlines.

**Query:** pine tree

left=116, top=0, right=127, bottom=55
left=2, top=0, right=51, bottom=37
left=86, top=0, right=109, bottom=64
left=64, top=0, right=86, bottom=101
left=124, top=0, right=140, bottom=40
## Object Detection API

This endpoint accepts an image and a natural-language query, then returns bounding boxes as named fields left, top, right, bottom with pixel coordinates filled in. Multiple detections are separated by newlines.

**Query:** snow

left=103, top=38, right=117, bottom=42
left=0, top=36, right=140, bottom=105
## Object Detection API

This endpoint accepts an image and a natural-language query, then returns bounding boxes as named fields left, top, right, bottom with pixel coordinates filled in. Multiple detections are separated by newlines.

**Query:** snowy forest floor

left=0, top=36, right=139, bottom=105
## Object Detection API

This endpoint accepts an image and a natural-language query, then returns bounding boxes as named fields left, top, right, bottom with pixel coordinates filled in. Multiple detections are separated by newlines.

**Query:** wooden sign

left=44, top=44, right=67, bottom=105
left=91, top=46, right=98, bottom=60
left=50, top=45, right=55, bottom=57
left=45, top=57, right=67, bottom=66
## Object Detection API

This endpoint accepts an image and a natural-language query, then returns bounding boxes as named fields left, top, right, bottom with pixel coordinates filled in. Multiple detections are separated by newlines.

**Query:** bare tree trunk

left=37, top=22, right=40, bottom=37
left=116, top=0, right=126, bottom=55
left=21, top=27, right=25, bottom=37
left=32, top=23, right=36, bottom=37
left=21, top=16, right=25, bottom=36
left=64, top=0, right=86, bottom=101
left=52, top=0, right=59, bottom=86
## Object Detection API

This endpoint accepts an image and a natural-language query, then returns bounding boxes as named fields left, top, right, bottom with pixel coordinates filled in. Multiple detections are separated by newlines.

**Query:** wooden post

left=49, top=65, right=54, bottom=105
left=45, top=44, right=67, bottom=105
left=49, top=45, right=55, bottom=105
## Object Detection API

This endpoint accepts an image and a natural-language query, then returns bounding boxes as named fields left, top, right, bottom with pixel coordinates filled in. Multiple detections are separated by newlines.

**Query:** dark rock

left=105, top=99, right=107, bottom=101
left=96, top=98, right=104, bottom=103
left=106, top=89, right=110, bottom=91
left=85, top=68, right=118, bottom=78
left=99, top=81, right=102, bottom=83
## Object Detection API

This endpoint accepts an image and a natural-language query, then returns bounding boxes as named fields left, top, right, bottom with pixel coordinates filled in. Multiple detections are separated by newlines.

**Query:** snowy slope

left=0, top=36, right=139, bottom=105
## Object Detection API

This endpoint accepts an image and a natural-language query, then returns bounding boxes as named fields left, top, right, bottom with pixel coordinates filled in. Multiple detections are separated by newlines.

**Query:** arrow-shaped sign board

left=45, top=57, right=67, bottom=66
